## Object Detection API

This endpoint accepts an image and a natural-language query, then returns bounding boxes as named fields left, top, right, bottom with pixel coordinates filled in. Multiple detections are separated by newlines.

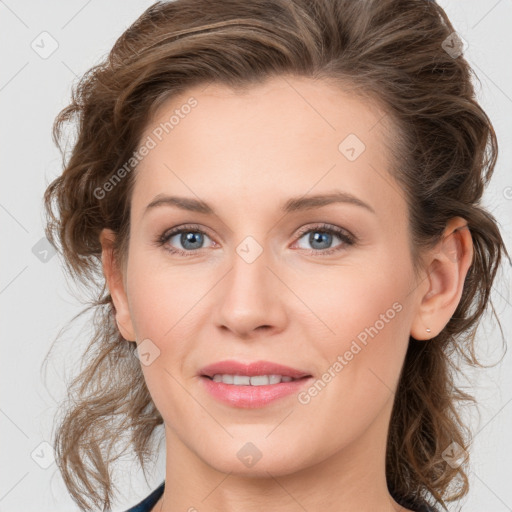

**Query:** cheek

left=291, top=274, right=412, bottom=451
left=299, top=260, right=408, bottom=337
left=302, top=258, right=413, bottom=391
left=125, top=254, right=201, bottom=423
left=124, top=251, right=214, bottom=400
left=125, top=250, right=206, bottom=340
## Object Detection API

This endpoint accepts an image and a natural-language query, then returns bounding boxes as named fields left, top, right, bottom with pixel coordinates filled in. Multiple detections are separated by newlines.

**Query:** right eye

left=156, top=224, right=216, bottom=256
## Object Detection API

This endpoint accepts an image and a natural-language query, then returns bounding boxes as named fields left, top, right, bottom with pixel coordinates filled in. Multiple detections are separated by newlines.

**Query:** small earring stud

left=426, top=327, right=431, bottom=333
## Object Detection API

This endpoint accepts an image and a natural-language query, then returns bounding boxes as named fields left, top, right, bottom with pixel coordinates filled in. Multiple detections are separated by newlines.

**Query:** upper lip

left=199, top=360, right=312, bottom=379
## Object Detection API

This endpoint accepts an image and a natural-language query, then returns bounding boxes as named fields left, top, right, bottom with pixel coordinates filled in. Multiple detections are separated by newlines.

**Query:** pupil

left=182, top=232, right=203, bottom=250
left=310, top=231, right=331, bottom=250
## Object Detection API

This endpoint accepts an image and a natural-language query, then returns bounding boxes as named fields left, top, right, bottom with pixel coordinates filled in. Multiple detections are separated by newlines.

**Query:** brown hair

left=42, top=0, right=509, bottom=510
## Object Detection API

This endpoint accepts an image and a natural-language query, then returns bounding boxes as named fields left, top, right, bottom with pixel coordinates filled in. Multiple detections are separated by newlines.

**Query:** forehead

left=131, top=75, right=405, bottom=223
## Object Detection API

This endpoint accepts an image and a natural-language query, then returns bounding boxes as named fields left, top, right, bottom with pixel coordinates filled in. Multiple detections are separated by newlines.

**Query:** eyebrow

left=144, top=190, right=376, bottom=216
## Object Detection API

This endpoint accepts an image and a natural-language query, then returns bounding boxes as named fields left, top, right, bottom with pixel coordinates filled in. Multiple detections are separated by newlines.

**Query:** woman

left=43, top=0, right=508, bottom=511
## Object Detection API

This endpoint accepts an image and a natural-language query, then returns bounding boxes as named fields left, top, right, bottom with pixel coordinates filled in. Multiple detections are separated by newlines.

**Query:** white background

left=1, top=1, right=511, bottom=511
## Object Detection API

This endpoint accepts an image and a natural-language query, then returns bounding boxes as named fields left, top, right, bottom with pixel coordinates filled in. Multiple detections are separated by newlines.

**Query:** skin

left=100, top=75, right=473, bottom=512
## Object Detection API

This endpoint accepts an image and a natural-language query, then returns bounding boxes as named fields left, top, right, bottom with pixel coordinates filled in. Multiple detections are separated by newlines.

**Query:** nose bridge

left=215, top=232, right=286, bottom=335
left=228, top=233, right=273, bottom=303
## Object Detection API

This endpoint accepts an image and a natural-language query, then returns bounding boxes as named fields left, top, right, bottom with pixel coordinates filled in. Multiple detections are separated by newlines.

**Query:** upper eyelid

left=163, top=224, right=215, bottom=240
left=295, top=223, right=352, bottom=238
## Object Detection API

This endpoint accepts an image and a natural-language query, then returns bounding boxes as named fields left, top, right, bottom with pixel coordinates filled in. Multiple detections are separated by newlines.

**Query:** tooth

left=233, top=375, right=251, bottom=385
left=210, top=374, right=298, bottom=385
left=250, top=375, right=270, bottom=386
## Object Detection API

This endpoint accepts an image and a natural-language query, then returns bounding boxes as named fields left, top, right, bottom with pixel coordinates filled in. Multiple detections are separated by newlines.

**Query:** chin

left=200, top=442, right=314, bottom=478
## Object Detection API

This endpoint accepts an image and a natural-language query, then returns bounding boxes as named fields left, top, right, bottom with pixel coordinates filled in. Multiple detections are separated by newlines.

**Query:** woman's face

left=111, top=76, right=429, bottom=476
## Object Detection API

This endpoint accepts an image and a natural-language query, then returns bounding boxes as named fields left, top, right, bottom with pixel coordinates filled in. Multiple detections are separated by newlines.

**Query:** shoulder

left=122, top=481, right=165, bottom=512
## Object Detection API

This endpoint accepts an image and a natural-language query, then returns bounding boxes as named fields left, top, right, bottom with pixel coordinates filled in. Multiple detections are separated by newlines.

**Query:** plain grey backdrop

left=1, top=1, right=511, bottom=511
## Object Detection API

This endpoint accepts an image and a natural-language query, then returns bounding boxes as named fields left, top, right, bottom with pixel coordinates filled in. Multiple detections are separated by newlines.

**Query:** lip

left=198, top=359, right=312, bottom=379
left=198, top=359, right=313, bottom=409
left=200, top=376, right=313, bottom=408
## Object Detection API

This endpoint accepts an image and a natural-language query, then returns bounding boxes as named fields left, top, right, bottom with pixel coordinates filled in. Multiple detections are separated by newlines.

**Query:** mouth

left=197, top=360, right=313, bottom=407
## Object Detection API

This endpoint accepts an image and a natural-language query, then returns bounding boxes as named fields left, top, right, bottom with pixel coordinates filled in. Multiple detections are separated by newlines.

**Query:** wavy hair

left=42, top=0, right=508, bottom=510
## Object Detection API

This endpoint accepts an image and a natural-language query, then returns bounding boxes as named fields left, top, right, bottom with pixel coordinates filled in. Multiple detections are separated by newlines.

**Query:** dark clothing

left=390, top=489, right=440, bottom=512
left=123, top=481, right=164, bottom=512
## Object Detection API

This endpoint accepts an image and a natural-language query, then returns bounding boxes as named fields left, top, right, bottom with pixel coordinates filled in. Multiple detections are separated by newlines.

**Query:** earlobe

left=410, top=217, right=474, bottom=340
left=99, top=228, right=136, bottom=342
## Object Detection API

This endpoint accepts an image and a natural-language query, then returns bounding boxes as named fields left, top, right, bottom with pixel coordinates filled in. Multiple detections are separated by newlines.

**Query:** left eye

left=293, top=225, right=355, bottom=254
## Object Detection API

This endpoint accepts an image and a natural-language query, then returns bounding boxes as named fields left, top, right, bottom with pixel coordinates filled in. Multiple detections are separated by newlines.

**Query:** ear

left=99, top=228, right=136, bottom=342
left=410, top=217, right=474, bottom=340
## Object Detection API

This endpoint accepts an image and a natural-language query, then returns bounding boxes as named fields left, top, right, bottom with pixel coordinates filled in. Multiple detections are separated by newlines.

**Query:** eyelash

left=154, top=223, right=356, bottom=257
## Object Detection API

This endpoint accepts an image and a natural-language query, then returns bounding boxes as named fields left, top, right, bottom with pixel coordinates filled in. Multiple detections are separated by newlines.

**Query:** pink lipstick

left=198, top=359, right=313, bottom=408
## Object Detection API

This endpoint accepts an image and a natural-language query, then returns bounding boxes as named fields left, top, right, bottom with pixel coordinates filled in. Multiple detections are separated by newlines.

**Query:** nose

left=214, top=240, right=288, bottom=339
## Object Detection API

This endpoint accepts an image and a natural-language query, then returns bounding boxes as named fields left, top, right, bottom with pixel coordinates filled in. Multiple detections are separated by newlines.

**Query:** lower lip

left=200, top=376, right=313, bottom=408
